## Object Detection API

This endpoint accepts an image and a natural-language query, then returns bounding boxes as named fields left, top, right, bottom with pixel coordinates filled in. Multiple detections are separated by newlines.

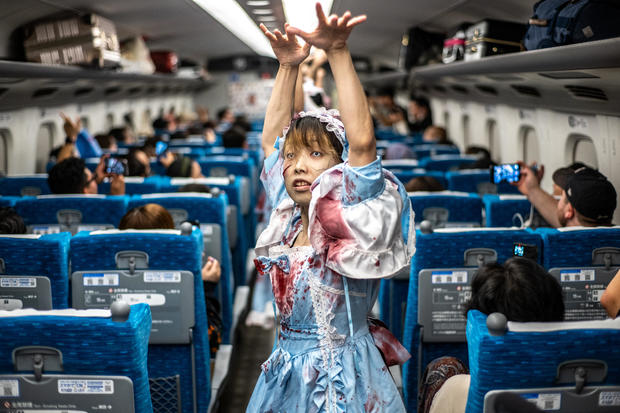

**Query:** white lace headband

left=280, top=108, right=349, bottom=160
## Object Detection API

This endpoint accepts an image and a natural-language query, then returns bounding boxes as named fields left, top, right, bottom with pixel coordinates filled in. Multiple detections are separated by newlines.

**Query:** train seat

left=128, top=192, right=234, bottom=343
left=0, top=303, right=153, bottom=413
left=412, top=143, right=460, bottom=159
left=14, top=194, right=128, bottom=235
left=0, top=174, right=51, bottom=196
left=447, top=170, right=521, bottom=195
left=419, top=154, right=480, bottom=171
left=0, top=233, right=71, bottom=309
left=69, top=227, right=210, bottom=413
left=400, top=227, right=543, bottom=413
left=467, top=310, right=620, bottom=413
left=483, top=194, right=532, bottom=227
left=409, top=191, right=483, bottom=228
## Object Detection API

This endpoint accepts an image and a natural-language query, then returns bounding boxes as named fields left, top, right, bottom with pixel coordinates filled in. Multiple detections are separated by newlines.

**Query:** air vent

left=161, top=86, right=171, bottom=94
left=105, top=87, right=121, bottom=96
left=146, top=87, right=158, bottom=94
left=419, top=85, right=430, bottom=93
left=451, top=85, right=468, bottom=94
left=486, top=74, right=523, bottom=81
left=475, top=85, right=498, bottom=96
left=127, top=87, right=142, bottom=95
left=74, top=87, right=93, bottom=97
left=511, top=85, right=541, bottom=97
left=432, top=85, right=447, bottom=93
left=539, top=71, right=599, bottom=80
left=32, top=87, right=58, bottom=99
left=565, top=85, right=608, bottom=101
left=0, top=88, right=8, bottom=99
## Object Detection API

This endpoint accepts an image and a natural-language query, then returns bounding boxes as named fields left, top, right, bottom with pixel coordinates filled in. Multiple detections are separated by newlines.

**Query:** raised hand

left=60, top=112, right=81, bottom=140
left=260, top=23, right=310, bottom=67
left=286, top=3, right=366, bottom=51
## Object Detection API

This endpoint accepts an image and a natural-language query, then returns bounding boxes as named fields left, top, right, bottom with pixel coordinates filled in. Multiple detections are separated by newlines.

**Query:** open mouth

left=292, top=179, right=312, bottom=191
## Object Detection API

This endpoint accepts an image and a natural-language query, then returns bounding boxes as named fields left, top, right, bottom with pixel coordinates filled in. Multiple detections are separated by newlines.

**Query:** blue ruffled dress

left=247, top=148, right=415, bottom=413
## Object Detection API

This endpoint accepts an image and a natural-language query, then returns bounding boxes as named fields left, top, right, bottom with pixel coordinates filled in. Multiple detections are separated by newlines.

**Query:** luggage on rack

left=23, top=13, right=120, bottom=68
left=464, top=19, right=527, bottom=61
left=523, top=0, right=620, bottom=50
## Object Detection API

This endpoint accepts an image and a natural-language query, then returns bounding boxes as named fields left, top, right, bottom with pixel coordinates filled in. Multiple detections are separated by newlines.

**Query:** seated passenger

left=109, top=126, right=135, bottom=145
left=422, top=125, right=449, bottom=144
left=0, top=207, right=26, bottom=234
left=61, top=113, right=102, bottom=159
left=94, top=133, right=118, bottom=153
left=601, top=269, right=620, bottom=319
left=408, top=95, right=433, bottom=134
left=165, top=155, right=204, bottom=179
left=215, top=107, right=235, bottom=133
left=458, top=145, right=495, bottom=170
left=405, top=176, right=445, bottom=192
left=222, top=125, right=247, bottom=148
left=119, top=203, right=222, bottom=356
left=420, top=257, right=565, bottom=413
left=515, top=163, right=616, bottom=227
left=126, top=148, right=151, bottom=177
left=47, top=157, right=125, bottom=195
left=384, top=142, right=415, bottom=160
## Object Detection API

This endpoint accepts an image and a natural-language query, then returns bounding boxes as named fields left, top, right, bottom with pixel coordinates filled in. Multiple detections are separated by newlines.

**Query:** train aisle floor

left=218, top=321, right=275, bottom=412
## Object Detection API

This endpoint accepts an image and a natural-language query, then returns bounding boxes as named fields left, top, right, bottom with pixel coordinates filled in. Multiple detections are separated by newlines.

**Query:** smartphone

left=513, top=243, right=538, bottom=261
left=105, top=157, right=127, bottom=175
left=156, top=141, right=168, bottom=158
left=491, top=163, right=520, bottom=184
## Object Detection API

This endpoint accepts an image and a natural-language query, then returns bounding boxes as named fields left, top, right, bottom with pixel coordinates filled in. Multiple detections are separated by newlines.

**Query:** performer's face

left=283, top=139, right=339, bottom=207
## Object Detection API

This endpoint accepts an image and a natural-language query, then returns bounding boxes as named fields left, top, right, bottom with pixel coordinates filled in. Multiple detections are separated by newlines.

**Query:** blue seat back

left=466, top=310, right=620, bottom=413
left=412, top=144, right=460, bottom=159
left=0, top=304, right=153, bottom=413
left=15, top=195, right=128, bottom=234
left=538, top=226, right=620, bottom=269
left=161, top=177, right=249, bottom=288
left=401, top=228, right=543, bottom=413
left=392, top=169, right=447, bottom=189
left=409, top=191, right=483, bottom=226
left=0, top=196, right=19, bottom=207
left=99, top=176, right=160, bottom=194
left=128, top=193, right=233, bottom=343
left=447, top=170, right=521, bottom=195
left=0, top=233, right=71, bottom=309
left=0, top=175, right=51, bottom=196
left=483, top=194, right=532, bottom=227
left=70, top=228, right=210, bottom=413
left=419, top=154, right=480, bottom=171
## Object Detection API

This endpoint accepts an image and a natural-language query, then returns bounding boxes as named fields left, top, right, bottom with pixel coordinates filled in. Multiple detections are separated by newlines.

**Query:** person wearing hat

left=515, top=162, right=616, bottom=227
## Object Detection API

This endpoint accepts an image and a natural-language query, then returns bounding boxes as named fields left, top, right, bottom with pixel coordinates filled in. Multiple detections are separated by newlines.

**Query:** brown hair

left=405, top=176, right=445, bottom=192
left=119, top=203, right=175, bottom=230
left=282, top=116, right=343, bottom=162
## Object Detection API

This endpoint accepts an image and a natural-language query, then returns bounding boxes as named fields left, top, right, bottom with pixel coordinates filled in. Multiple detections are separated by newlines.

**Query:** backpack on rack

left=523, top=0, right=620, bottom=50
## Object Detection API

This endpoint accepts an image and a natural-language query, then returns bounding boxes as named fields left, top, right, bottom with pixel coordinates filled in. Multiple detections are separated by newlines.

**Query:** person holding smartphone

left=48, top=155, right=125, bottom=196
left=513, top=162, right=616, bottom=228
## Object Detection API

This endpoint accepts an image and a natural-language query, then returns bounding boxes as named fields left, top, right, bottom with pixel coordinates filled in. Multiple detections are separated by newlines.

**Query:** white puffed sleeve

left=308, top=157, right=415, bottom=279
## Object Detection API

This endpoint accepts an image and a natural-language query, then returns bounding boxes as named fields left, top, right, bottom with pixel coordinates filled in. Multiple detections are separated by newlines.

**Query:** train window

left=569, top=134, right=598, bottom=169
left=105, top=113, right=114, bottom=130
left=462, top=115, right=470, bottom=148
left=141, top=109, right=152, bottom=135
left=35, top=122, right=56, bottom=173
left=443, top=111, right=450, bottom=135
left=487, top=120, right=500, bottom=162
left=80, top=116, right=89, bottom=131
left=124, top=112, right=135, bottom=129
left=0, top=129, right=9, bottom=175
left=521, top=126, right=540, bottom=164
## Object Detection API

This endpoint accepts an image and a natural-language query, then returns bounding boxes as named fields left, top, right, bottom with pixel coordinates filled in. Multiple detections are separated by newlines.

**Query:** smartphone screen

left=491, top=163, right=520, bottom=184
left=156, top=141, right=168, bottom=157
left=106, top=157, right=126, bottom=175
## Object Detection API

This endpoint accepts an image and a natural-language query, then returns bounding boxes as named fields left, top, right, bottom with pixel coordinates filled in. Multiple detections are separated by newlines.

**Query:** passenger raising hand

left=286, top=3, right=367, bottom=51
left=259, top=23, right=310, bottom=67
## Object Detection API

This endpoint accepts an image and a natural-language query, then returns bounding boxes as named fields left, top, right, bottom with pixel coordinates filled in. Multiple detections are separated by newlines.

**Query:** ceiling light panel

left=247, top=0, right=270, bottom=6
left=282, top=0, right=333, bottom=33
left=192, top=0, right=275, bottom=57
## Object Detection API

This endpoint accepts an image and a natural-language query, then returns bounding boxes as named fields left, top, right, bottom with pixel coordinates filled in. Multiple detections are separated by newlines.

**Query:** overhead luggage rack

left=0, top=60, right=211, bottom=111
left=410, top=37, right=620, bottom=116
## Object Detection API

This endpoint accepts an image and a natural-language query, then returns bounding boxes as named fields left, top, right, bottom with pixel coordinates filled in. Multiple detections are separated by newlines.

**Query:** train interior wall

left=430, top=97, right=620, bottom=224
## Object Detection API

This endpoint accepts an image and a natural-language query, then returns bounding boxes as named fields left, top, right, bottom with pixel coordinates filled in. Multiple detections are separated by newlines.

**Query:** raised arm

left=260, top=23, right=310, bottom=158
left=287, top=4, right=375, bottom=167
